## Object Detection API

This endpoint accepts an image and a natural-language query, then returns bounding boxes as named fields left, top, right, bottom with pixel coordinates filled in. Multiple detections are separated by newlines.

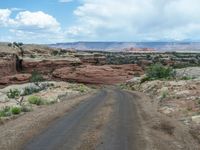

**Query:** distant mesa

left=123, top=47, right=155, bottom=53
left=49, top=42, right=200, bottom=52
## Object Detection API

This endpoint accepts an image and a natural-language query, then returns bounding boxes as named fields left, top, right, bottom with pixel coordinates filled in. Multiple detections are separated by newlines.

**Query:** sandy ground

left=130, top=90, right=200, bottom=150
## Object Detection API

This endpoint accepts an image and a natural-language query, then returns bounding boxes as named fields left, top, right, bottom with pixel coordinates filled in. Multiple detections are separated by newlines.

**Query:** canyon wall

left=52, top=64, right=143, bottom=84
left=22, top=58, right=81, bottom=74
left=0, top=54, right=17, bottom=78
left=1, top=52, right=143, bottom=85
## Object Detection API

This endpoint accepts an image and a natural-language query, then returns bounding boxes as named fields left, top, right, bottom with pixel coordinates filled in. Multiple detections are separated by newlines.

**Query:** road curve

left=23, top=88, right=145, bottom=150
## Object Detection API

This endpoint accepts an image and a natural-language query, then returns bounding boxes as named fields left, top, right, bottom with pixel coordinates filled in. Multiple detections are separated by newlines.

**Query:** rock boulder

left=0, top=74, right=31, bottom=85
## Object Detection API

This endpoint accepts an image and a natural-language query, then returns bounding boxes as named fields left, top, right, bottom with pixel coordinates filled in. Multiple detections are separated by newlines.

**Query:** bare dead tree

left=14, top=96, right=24, bottom=106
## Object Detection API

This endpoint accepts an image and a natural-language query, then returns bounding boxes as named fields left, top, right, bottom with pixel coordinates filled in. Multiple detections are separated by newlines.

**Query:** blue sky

left=1, top=0, right=200, bottom=43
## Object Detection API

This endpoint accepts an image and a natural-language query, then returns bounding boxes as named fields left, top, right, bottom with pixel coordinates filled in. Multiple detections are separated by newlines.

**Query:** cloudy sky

left=0, top=0, right=200, bottom=43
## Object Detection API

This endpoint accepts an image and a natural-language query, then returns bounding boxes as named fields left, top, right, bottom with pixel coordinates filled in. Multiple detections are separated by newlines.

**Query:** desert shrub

left=18, top=42, right=23, bottom=46
left=180, top=76, right=194, bottom=80
left=21, top=104, right=32, bottom=112
left=13, top=42, right=23, bottom=47
left=77, top=85, right=86, bottom=93
left=146, top=63, right=175, bottom=80
left=8, top=43, right=12, bottom=47
left=22, top=87, right=34, bottom=96
left=22, top=86, right=41, bottom=96
left=28, top=96, right=44, bottom=105
left=119, top=83, right=135, bottom=90
left=161, top=91, right=168, bottom=99
left=30, top=71, right=45, bottom=85
left=11, top=107, right=21, bottom=115
left=140, top=76, right=150, bottom=83
left=13, top=42, right=18, bottom=47
left=22, top=83, right=52, bottom=96
left=70, top=84, right=88, bottom=93
left=30, top=54, right=36, bottom=58
left=0, top=106, right=24, bottom=117
left=0, top=106, right=12, bottom=117
left=7, top=89, right=20, bottom=99
left=52, top=50, right=59, bottom=56
left=49, top=83, right=55, bottom=87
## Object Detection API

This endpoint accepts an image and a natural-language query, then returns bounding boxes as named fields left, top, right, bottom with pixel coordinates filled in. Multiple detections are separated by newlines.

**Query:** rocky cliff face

left=22, top=58, right=81, bottom=73
left=52, top=64, right=143, bottom=84
left=0, top=44, right=146, bottom=85
left=0, top=54, right=17, bottom=78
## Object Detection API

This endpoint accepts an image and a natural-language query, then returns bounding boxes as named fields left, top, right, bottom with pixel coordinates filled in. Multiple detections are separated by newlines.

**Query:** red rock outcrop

left=22, top=58, right=81, bottom=73
left=0, top=74, right=31, bottom=85
left=52, top=64, right=143, bottom=84
left=0, top=54, right=17, bottom=79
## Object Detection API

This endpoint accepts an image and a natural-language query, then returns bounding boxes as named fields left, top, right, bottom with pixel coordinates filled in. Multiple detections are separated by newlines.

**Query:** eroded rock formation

left=52, top=64, right=143, bottom=84
left=22, top=58, right=81, bottom=73
left=0, top=54, right=17, bottom=78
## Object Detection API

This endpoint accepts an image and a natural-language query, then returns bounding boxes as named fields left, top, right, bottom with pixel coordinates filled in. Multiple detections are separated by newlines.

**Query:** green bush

left=7, top=89, right=20, bottom=99
left=70, top=84, right=88, bottom=93
left=0, top=106, right=12, bottom=117
left=11, top=107, right=21, bottom=115
left=0, top=106, right=26, bottom=117
left=77, top=85, right=86, bottom=93
left=181, top=76, right=194, bottom=80
left=23, top=87, right=34, bottom=96
left=22, top=86, right=41, bottom=96
left=8, top=43, right=12, bottom=47
left=28, top=96, right=44, bottom=105
left=146, top=63, right=175, bottom=80
left=30, top=71, right=45, bottom=85
left=140, top=76, right=150, bottom=83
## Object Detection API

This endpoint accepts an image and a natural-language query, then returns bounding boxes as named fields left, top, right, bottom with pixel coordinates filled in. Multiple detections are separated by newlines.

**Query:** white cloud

left=0, top=9, right=15, bottom=26
left=66, top=0, right=200, bottom=41
left=0, top=9, right=64, bottom=43
left=2, top=0, right=200, bottom=43
left=15, top=11, right=61, bottom=32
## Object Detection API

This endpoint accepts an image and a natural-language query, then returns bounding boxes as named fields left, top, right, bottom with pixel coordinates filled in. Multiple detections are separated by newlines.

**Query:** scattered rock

left=175, top=90, right=190, bottom=97
left=159, top=106, right=176, bottom=114
left=191, top=115, right=200, bottom=124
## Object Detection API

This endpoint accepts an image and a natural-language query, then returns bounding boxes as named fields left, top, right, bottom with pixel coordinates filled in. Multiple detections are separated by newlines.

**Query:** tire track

left=97, top=89, right=146, bottom=150
left=23, top=89, right=109, bottom=150
left=23, top=88, right=146, bottom=150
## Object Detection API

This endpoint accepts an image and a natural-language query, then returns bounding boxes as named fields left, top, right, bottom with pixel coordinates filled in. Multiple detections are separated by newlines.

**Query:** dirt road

left=23, top=88, right=145, bottom=150
left=1, top=87, right=198, bottom=150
